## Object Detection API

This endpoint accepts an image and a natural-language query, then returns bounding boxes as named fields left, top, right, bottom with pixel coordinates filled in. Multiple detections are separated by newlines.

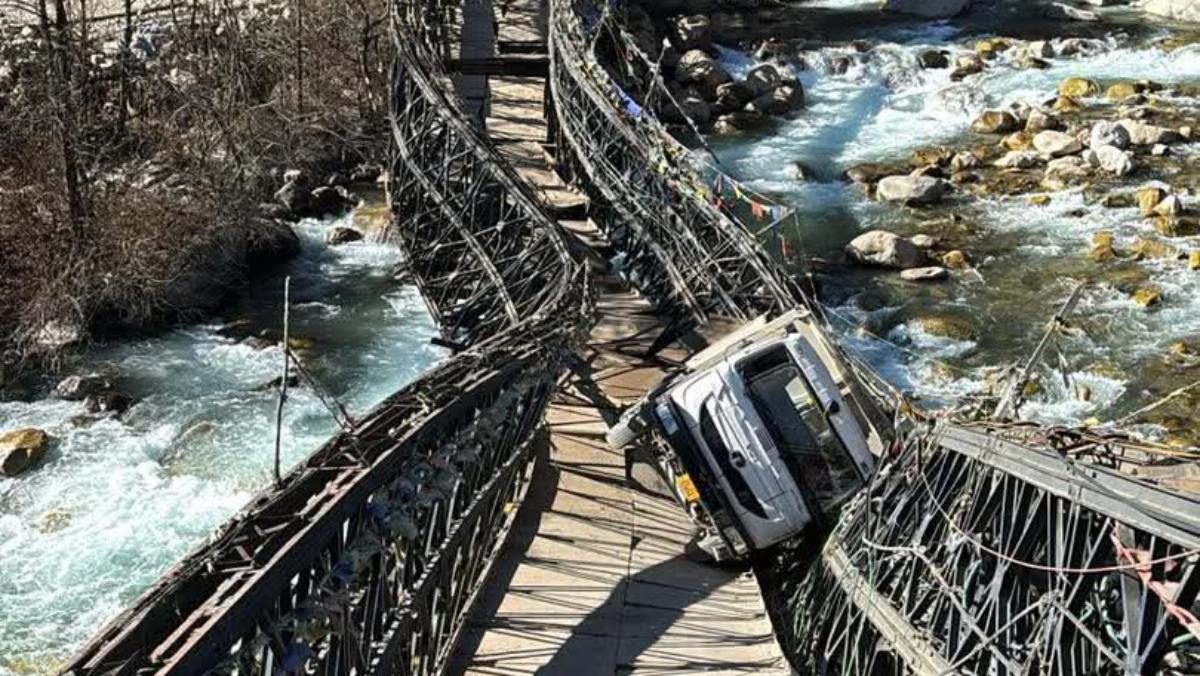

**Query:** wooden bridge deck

left=445, top=1, right=788, bottom=674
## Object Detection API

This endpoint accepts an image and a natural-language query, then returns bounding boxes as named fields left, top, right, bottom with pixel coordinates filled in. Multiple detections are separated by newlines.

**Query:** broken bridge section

left=771, top=423, right=1200, bottom=675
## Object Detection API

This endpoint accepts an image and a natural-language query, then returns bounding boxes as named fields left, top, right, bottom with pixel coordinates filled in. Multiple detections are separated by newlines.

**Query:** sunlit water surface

left=0, top=216, right=444, bottom=673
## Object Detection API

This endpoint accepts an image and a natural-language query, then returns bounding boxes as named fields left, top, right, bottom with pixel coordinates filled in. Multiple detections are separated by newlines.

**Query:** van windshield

left=739, top=347, right=862, bottom=512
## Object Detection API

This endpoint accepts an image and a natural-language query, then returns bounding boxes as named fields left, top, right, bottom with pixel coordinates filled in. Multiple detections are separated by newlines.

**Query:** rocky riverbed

left=0, top=212, right=443, bottom=673
left=698, top=1, right=1200, bottom=446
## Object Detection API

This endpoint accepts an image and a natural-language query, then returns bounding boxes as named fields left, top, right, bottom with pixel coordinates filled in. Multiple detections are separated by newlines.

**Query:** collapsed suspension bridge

left=62, top=0, right=1200, bottom=674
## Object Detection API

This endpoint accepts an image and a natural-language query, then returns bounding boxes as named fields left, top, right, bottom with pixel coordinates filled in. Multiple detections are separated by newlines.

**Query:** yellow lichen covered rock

left=1059, top=77, right=1100, bottom=98
left=1105, top=82, right=1140, bottom=101
left=941, top=250, right=968, bottom=269
left=1027, top=194, right=1051, bottom=206
left=1003, top=131, right=1035, bottom=151
left=915, top=315, right=976, bottom=340
left=1133, top=286, right=1162, bottom=308
left=1190, top=251, right=1200, bottom=270
left=975, top=38, right=1011, bottom=58
left=1130, top=238, right=1178, bottom=260
left=1053, top=96, right=1082, bottom=112
left=1137, top=186, right=1167, bottom=217
left=0, top=428, right=49, bottom=477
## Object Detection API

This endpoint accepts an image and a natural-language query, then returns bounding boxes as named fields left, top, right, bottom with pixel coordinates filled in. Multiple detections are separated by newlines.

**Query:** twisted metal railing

left=548, top=0, right=802, bottom=332
left=62, top=1, right=589, bottom=674
left=766, top=422, right=1200, bottom=675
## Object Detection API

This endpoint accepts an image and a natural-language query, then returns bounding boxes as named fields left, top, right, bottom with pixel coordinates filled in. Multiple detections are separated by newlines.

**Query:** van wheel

left=605, top=415, right=641, bottom=449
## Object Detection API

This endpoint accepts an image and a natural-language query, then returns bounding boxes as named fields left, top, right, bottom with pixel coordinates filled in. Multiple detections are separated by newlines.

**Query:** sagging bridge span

left=62, top=0, right=1200, bottom=674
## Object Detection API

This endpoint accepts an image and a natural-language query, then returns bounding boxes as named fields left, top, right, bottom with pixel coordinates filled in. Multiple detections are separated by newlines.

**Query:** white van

left=606, top=310, right=888, bottom=561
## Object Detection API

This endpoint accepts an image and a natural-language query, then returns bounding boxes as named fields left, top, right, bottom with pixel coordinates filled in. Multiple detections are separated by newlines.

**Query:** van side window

left=698, top=402, right=767, bottom=519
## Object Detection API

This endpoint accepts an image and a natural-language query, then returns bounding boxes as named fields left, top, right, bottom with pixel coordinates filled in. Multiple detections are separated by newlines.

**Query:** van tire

left=605, top=416, right=641, bottom=449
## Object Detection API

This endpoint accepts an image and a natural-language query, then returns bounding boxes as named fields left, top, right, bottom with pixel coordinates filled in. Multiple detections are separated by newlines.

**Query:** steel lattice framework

left=547, top=0, right=802, bottom=330
left=767, top=422, right=1200, bottom=675
left=61, top=0, right=589, bottom=674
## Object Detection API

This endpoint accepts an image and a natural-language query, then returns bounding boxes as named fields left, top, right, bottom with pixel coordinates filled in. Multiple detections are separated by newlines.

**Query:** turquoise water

left=0, top=216, right=444, bottom=673
left=710, top=19, right=1200, bottom=433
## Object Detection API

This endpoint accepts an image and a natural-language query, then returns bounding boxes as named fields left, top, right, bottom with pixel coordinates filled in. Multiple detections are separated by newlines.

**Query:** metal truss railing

left=771, top=422, right=1200, bottom=675
left=547, top=0, right=802, bottom=330
left=62, top=1, right=590, bottom=674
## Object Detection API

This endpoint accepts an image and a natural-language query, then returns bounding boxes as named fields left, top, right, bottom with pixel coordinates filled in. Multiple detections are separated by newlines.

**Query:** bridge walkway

left=445, top=1, right=789, bottom=673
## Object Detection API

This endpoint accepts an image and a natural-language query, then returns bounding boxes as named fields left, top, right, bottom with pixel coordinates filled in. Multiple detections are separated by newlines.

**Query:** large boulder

left=309, top=186, right=355, bottom=218
left=0, top=428, right=49, bottom=477
left=676, top=49, right=733, bottom=98
left=875, top=175, right=949, bottom=206
left=55, top=374, right=112, bottom=401
left=744, top=63, right=785, bottom=97
left=1086, top=145, right=1135, bottom=176
left=1140, top=0, right=1200, bottom=22
left=1059, top=77, right=1101, bottom=98
left=1033, top=130, right=1084, bottom=157
left=1118, top=119, right=1183, bottom=146
left=845, top=230, right=926, bottom=269
left=273, top=175, right=311, bottom=217
left=671, top=15, right=712, bottom=51
left=971, top=110, right=1019, bottom=134
left=246, top=220, right=301, bottom=266
left=1090, top=121, right=1131, bottom=149
left=326, top=226, right=364, bottom=246
left=881, top=0, right=971, bottom=18
left=745, top=84, right=804, bottom=116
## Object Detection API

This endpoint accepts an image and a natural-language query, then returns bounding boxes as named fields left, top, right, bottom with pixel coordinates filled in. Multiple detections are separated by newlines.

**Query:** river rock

left=881, top=0, right=971, bottom=18
left=941, top=250, right=968, bottom=269
left=918, top=49, right=949, bottom=69
left=994, top=151, right=1041, bottom=169
left=274, top=177, right=311, bottom=216
left=1003, top=131, right=1035, bottom=152
left=1025, top=109, right=1061, bottom=132
left=971, top=110, right=1019, bottom=134
left=1152, top=143, right=1170, bottom=157
left=55, top=374, right=112, bottom=401
left=1191, top=251, right=1200, bottom=270
left=900, top=266, right=949, bottom=282
left=744, top=63, right=785, bottom=97
left=975, top=38, right=1011, bottom=59
left=1118, top=119, right=1182, bottom=146
left=677, top=50, right=733, bottom=97
left=950, top=55, right=984, bottom=80
left=712, top=111, right=769, bottom=134
left=950, top=152, right=982, bottom=172
left=1045, top=156, right=1091, bottom=180
left=1137, top=186, right=1168, bottom=216
left=1025, top=40, right=1055, bottom=58
left=1106, top=82, right=1140, bottom=101
left=1034, top=130, right=1084, bottom=157
left=310, top=186, right=355, bottom=218
left=746, top=84, right=804, bottom=116
left=845, top=230, right=926, bottom=268
left=845, top=163, right=892, bottom=184
left=915, top=315, right=976, bottom=340
left=1156, top=215, right=1200, bottom=236
left=875, top=175, right=949, bottom=206
left=1045, top=2, right=1100, bottom=20
left=672, top=15, right=712, bottom=51
left=247, top=220, right=302, bottom=266
left=1059, top=77, right=1101, bottom=98
left=1133, top=286, right=1162, bottom=308
left=1141, top=0, right=1200, bottom=22
left=85, top=392, right=134, bottom=416
left=1090, top=121, right=1131, bottom=150
left=0, top=428, right=49, bottom=477
left=326, top=226, right=364, bottom=245
left=910, top=234, right=939, bottom=249
left=1154, top=194, right=1184, bottom=216
left=1089, top=145, right=1135, bottom=176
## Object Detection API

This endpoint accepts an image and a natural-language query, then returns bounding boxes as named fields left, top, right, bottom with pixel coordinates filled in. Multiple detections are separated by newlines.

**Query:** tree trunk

left=37, top=0, right=89, bottom=244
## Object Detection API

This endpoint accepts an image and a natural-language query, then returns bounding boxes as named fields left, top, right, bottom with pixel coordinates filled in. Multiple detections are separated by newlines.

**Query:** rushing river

left=0, top=216, right=443, bottom=673
left=709, top=3, right=1200, bottom=441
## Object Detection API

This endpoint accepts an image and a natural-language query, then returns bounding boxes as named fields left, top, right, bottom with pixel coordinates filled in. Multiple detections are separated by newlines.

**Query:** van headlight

left=655, top=402, right=680, bottom=435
